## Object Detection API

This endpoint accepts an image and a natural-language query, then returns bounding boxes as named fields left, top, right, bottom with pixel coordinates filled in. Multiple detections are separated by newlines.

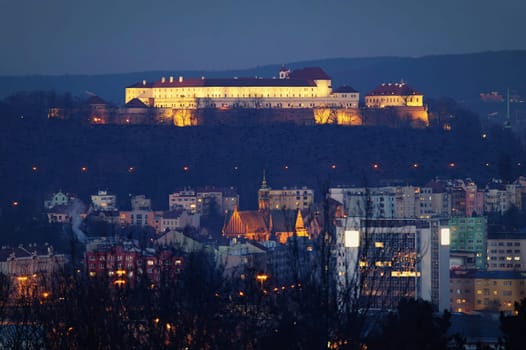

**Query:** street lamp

left=256, top=273, right=269, bottom=289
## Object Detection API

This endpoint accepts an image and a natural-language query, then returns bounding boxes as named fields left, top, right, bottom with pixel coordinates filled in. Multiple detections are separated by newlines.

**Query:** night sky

left=1, top=0, right=525, bottom=75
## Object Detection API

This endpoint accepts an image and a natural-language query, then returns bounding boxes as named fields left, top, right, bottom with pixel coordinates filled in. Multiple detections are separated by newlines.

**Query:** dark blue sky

left=1, top=0, right=524, bottom=75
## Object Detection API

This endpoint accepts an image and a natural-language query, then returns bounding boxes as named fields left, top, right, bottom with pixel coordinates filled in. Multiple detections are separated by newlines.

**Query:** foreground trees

left=500, top=298, right=526, bottom=350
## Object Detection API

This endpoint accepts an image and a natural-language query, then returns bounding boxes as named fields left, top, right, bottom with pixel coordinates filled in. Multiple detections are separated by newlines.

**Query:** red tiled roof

left=126, top=81, right=155, bottom=88
left=334, top=85, right=358, bottom=93
left=144, top=77, right=316, bottom=88
left=367, top=83, right=421, bottom=96
left=237, top=211, right=268, bottom=233
left=127, top=67, right=331, bottom=89
left=288, top=67, right=330, bottom=80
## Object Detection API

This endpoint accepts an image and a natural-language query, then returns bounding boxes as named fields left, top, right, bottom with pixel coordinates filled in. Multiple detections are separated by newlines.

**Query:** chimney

left=169, top=76, right=174, bottom=83
left=178, top=76, right=183, bottom=83
left=161, top=77, right=166, bottom=83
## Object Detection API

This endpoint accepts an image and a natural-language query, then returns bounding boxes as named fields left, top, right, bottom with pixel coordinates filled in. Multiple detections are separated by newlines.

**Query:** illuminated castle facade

left=125, top=67, right=359, bottom=110
left=49, top=66, right=429, bottom=128
left=365, top=82, right=423, bottom=108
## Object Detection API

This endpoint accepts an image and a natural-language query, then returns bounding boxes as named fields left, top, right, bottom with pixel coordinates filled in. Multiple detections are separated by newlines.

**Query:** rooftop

left=367, top=82, right=421, bottom=96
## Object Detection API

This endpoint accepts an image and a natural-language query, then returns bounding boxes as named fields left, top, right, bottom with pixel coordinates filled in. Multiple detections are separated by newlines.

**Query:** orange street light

left=256, top=273, right=269, bottom=288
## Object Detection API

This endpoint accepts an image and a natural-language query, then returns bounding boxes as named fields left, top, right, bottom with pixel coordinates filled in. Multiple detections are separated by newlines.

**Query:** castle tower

left=279, top=65, right=290, bottom=80
left=258, top=170, right=270, bottom=211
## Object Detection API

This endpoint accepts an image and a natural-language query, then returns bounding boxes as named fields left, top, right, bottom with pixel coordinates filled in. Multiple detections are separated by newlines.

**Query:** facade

left=169, top=187, right=239, bottom=214
left=159, top=210, right=200, bottom=233
left=131, top=195, right=151, bottom=211
left=335, top=218, right=450, bottom=311
left=91, top=190, right=117, bottom=211
left=85, top=238, right=182, bottom=286
left=44, top=190, right=69, bottom=209
left=365, top=82, right=423, bottom=108
left=484, top=181, right=522, bottom=214
left=329, top=186, right=434, bottom=219
left=450, top=269, right=526, bottom=313
left=125, top=67, right=359, bottom=110
left=449, top=217, right=487, bottom=270
left=169, top=188, right=197, bottom=213
left=47, top=204, right=71, bottom=223
left=0, top=244, right=67, bottom=297
left=258, top=174, right=314, bottom=211
left=487, top=233, right=526, bottom=271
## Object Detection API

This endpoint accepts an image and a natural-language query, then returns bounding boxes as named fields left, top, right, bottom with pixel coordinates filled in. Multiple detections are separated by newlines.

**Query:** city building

left=44, top=190, right=70, bottom=209
left=169, top=186, right=239, bottom=214
left=450, top=269, right=526, bottom=313
left=125, top=67, right=359, bottom=110
left=484, top=180, right=522, bottom=214
left=85, top=238, right=182, bottom=286
left=91, top=190, right=117, bottom=211
left=487, top=232, right=526, bottom=271
left=329, top=186, right=434, bottom=219
left=258, top=174, right=314, bottom=211
left=335, top=218, right=450, bottom=311
left=449, top=217, right=487, bottom=270
left=0, top=244, right=67, bottom=297
left=365, top=82, right=423, bottom=108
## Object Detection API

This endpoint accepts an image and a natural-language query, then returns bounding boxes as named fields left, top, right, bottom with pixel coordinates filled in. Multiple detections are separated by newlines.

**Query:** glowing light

left=81, top=166, right=88, bottom=172
left=256, top=274, right=269, bottom=288
left=116, top=269, right=126, bottom=276
left=440, top=228, right=450, bottom=246
left=344, top=230, right=360, bottom=248
left=485, top=163, right=490, bottom=167
left=31, top=165, right=38, bottom=171
left=42, top=292, right=49, bottom=298
left=239, top=291, right=244, bottom=297
left=372, top=163, right=379, bottom=170
left=17, top=276, right=28, bottom=282
left=114, top=279, right=126, bottom=286
left=233, top=165, right=238, bottom=170
left=183, top=165, right=189, bottom=172
left=482, top=134, right=487, bottom=139
left=284, top=165, right=289, bottom=170
left=128, top=166, right=135, bottom=173
left=448, top=162, right=455, bottom=168
left=412, top=163, right=419, bottom=169
left=331, top=164, right=336, bottom=169
left=12, top=201, right=19, bottom=207
left=391, top=271, right=421, bottom=277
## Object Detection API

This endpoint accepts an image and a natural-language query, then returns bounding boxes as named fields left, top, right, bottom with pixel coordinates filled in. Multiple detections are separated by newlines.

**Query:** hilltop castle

left=49, top=66, right=429, bottom=127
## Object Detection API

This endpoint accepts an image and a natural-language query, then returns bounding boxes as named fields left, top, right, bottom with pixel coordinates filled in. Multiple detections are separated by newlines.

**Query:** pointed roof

left=260, top=169, right=269, bottom=190
left=223, top=209, right=269, bottom=236
left=125, top=98, right=148, bottom=108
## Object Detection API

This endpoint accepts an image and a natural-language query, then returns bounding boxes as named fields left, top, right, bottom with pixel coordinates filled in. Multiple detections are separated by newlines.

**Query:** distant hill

left=1, top=51, right=525, bottom=105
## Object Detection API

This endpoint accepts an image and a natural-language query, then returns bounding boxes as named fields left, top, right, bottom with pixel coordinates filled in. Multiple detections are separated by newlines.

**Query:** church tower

left=258, top=170, right=271, bottom=211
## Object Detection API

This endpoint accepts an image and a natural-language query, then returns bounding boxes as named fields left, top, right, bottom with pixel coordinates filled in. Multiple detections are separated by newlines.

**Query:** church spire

left=261, top=169, right=269, bottom=190
left=258, top=169, right=270, bottom=211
